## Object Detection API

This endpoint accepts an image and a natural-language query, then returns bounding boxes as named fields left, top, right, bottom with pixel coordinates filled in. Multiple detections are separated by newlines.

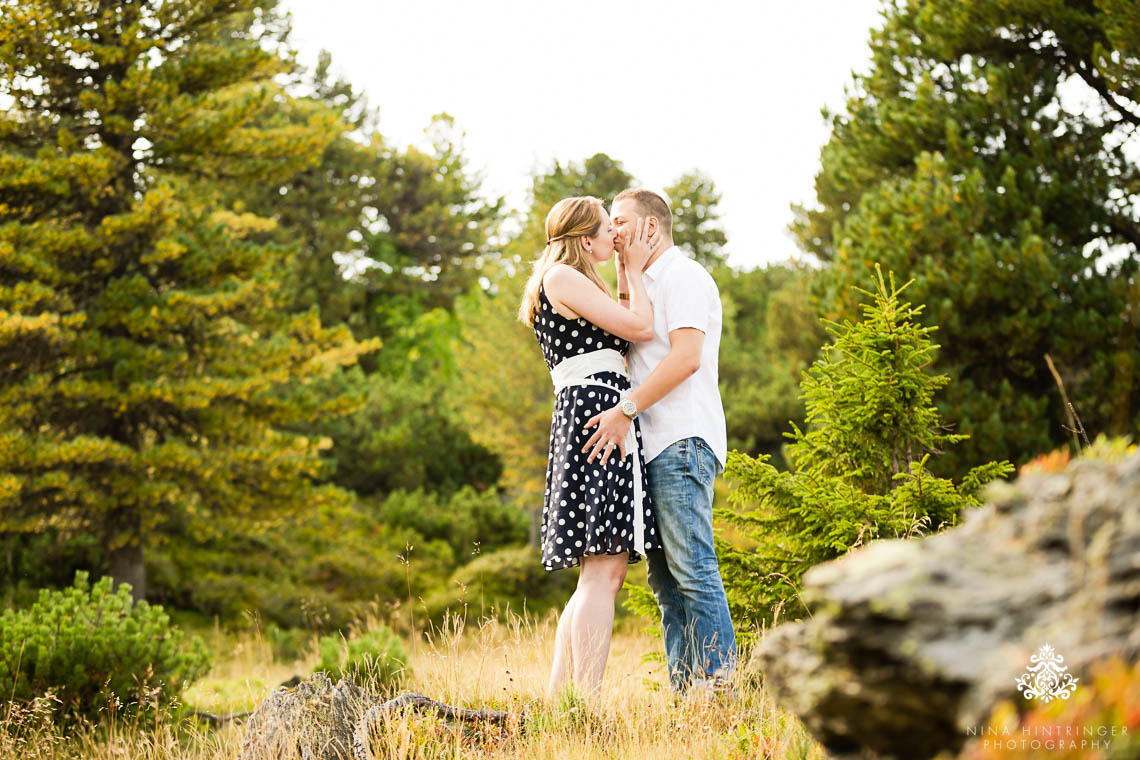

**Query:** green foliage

left=372, top=486, right=529, bottom=562
left=145, top=482, right=528, bottom=631
left=0, top=0, right=375, bottom=602
left=795, top=0, right=1140, bottom=475
left=620, top=582, right=662, bottom=640
left=665, top=171, right=728, bottom=268
left=307, top=367, right=502, bottom=498
left=0, top=571, right=210, bottom=722
left=233, top=52, right=502, bottom=378
left=264, top=622, right=313, bottom=663
left=147, top=496, right=412, bottom=631
left=717, top=269, right=1012, bottom=635
left=424, top=546, right=578, bottom=625
left=0, top=531, right=103, bottom=607
left=315, top=625, right=409, bottom=693
left=716, top=263, right=825, bottom=464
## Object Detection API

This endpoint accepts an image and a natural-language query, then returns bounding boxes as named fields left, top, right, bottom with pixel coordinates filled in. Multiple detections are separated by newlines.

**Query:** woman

left=516, top=196, right=662, bottom=700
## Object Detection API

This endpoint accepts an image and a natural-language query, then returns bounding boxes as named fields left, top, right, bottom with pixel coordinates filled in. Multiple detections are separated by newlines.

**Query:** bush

left=0, top=571, right=211, bottom=722
left=148, top=498, right=413, bottom=631
left=716, top=268, right=1013, bottom=636
left=314, top=624, right=409, bottom=693
left=372, top=485, right=529, bottom=563
left=265, top=622, right=314, bottom=663
left=423, top=546, right=578, bottom=627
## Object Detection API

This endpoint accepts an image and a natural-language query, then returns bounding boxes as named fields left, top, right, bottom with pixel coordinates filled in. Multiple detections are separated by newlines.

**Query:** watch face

left=621, top=399, right=637, bottom=416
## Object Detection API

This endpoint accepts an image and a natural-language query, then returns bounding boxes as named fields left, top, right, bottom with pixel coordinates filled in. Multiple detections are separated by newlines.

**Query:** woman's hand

left=623, top=216, right=660, bottom=273
left=615, top=236, right=627, bottom=282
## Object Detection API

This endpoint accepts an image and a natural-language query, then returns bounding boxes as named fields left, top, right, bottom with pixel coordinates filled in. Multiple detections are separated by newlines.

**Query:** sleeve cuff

left=667, top=322, right=707, bottom=334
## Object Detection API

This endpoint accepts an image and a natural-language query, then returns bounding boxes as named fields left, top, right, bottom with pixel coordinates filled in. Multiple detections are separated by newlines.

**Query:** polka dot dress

left=532, top=282, right=660, bottom=571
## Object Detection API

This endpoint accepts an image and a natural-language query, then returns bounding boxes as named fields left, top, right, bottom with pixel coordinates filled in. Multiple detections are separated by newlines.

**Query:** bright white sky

left=280, top=0, right=886, bottom=271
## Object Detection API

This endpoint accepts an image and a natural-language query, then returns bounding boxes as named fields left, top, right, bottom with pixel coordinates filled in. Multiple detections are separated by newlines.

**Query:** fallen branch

left=188, top=709, right=253, bottom=726
left=353, top=693, right=516, bottom=759
left=189, top=674, right=303, bottom=726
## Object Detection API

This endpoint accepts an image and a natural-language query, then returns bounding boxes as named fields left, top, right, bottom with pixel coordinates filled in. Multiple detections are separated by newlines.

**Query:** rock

left=238, top=672, right=370, bottom=760
left=754, top=453, right=1140, bottom=760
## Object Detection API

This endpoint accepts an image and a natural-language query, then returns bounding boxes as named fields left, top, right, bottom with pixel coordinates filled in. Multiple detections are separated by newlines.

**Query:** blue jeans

left=645, top=436, right=737, bottom=691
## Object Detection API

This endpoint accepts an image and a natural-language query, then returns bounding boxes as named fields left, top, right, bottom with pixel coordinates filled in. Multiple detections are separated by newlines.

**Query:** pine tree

left=230, top=52, right=502, bottom=374
left=717, top=268, right=1012, bottom=633
left=665, top=170, right=728, bottom=269
left=0, top=1, right=374, bottom=600
left=795, top=0, right=1140, bottom=474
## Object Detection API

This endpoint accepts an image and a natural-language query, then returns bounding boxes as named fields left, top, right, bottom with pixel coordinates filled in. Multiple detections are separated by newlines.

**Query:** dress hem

left=542, top=545, right=661, bottom=572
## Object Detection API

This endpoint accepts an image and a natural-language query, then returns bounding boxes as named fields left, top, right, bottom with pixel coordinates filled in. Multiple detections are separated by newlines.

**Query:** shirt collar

left=643, top=245, right=681, bottom=282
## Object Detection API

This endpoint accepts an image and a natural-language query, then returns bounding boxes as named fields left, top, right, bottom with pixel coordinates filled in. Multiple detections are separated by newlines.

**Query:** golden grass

left=1, top=609, right=827, bottom=760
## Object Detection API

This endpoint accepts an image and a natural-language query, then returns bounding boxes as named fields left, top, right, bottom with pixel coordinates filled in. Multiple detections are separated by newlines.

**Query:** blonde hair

left=613, top=188, right=672, bottom=235
left=517, top=196, right=612, bottom=326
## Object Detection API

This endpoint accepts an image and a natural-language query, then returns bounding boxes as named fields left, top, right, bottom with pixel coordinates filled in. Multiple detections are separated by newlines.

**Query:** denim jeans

left=645, top=436, right=737, bottom=691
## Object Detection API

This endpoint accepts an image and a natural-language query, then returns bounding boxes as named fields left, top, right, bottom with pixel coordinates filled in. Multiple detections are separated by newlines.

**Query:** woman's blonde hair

left=517, top=196, right=612, bottom=326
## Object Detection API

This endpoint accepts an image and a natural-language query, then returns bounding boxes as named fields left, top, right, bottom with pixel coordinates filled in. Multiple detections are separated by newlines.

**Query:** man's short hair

left=613, top=188, right=672, bottom=235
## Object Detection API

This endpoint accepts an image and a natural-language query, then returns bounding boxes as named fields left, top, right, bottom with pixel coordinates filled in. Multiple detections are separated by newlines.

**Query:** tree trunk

left=108, top=538, right=146, bottom=603
left=528, top=506, right=540, bottom=548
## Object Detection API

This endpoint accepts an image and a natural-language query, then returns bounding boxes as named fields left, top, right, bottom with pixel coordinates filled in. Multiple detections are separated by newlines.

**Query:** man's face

left=611, top=199, right=647, bottom=253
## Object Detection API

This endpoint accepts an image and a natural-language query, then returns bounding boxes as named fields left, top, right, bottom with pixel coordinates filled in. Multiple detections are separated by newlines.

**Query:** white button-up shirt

left=627, top=245, right=728, bottom=470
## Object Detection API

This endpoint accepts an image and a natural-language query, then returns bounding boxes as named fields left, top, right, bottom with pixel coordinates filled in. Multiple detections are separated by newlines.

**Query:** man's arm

left=627, top=328, right=703, bottom=413
left=581, top=327, right=703, bottom=464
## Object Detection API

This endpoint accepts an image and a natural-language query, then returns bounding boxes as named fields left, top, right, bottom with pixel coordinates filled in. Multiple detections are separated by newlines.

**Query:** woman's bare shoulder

left=543, top=263, right=588, bottom=286
left=542, top=265, right=587, bottom=319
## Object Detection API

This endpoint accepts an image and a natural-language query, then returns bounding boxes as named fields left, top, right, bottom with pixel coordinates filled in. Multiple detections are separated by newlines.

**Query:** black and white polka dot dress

left=532, top=283, right=660, bottom=571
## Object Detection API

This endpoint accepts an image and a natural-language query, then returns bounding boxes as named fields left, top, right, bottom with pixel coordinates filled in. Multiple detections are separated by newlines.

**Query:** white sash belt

left=550, top=348, right=646, bottom=557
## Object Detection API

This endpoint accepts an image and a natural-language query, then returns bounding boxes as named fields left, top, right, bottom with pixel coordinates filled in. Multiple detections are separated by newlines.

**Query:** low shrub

left=716, top=269, right=1012, bottom=635
left=314, top=624, right=409, bottom=693
left=0, top=571, right=211, bottom=722
left=265, top=622, right=314, bottom=663
left=423, top=546, right=578, bottom=627
left=371, top=485, right=529, bottom=564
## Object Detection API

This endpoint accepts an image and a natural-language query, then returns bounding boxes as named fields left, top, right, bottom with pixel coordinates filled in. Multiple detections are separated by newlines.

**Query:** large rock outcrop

left=755, top=453, right=1140, bottom=759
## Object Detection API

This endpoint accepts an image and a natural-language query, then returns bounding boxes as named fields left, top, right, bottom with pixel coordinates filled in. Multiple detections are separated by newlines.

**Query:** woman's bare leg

left=569, top=553, right=628, bottom=697
left=547, top=591, right=579, bottom=699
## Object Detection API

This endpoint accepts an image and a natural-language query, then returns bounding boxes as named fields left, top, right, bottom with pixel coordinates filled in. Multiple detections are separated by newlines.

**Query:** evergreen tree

left=795, top=0, right=1140, bottom=474
left=665, top=170, right=729, bottom=269
left=228, top=51, right=502, bottom=376
left=501, top=152, right=635, bottom=277
left=717, top=269, right=1012, bottom=632
left=716, top=263, right=824, bottom=464
left=224, top=50, right=503, bottom=500
left=0, top=0, right=374, bottom=600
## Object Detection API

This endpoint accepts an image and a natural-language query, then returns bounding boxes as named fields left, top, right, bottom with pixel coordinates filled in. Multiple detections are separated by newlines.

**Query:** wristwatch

left=619, top=398, right=638, bottom=419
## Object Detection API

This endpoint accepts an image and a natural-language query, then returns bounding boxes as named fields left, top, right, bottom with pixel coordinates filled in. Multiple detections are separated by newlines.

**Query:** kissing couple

left=517, top=189, right=736, bottom=700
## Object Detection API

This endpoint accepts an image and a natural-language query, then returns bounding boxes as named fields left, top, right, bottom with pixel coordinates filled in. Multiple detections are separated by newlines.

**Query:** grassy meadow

left=0, top=609, right=826, bottom=760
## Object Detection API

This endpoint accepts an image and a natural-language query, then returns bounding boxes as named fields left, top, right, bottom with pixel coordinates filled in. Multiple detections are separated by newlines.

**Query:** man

left=580, top=188, right=736, bottom=693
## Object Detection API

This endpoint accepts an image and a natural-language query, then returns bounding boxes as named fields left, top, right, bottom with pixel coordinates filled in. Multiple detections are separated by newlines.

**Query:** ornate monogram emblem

left=1015, top=643, right=1079, bottom=702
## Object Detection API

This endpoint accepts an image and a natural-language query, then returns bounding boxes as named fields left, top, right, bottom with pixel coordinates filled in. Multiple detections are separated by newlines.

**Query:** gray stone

left=238, top=672, right=370, bottom=760
left=754, top=453, right=1140, bottom=760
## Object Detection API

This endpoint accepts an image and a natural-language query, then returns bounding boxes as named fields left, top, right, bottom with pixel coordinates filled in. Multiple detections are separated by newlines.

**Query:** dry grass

left=0, top=609, right=826, bottom=760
